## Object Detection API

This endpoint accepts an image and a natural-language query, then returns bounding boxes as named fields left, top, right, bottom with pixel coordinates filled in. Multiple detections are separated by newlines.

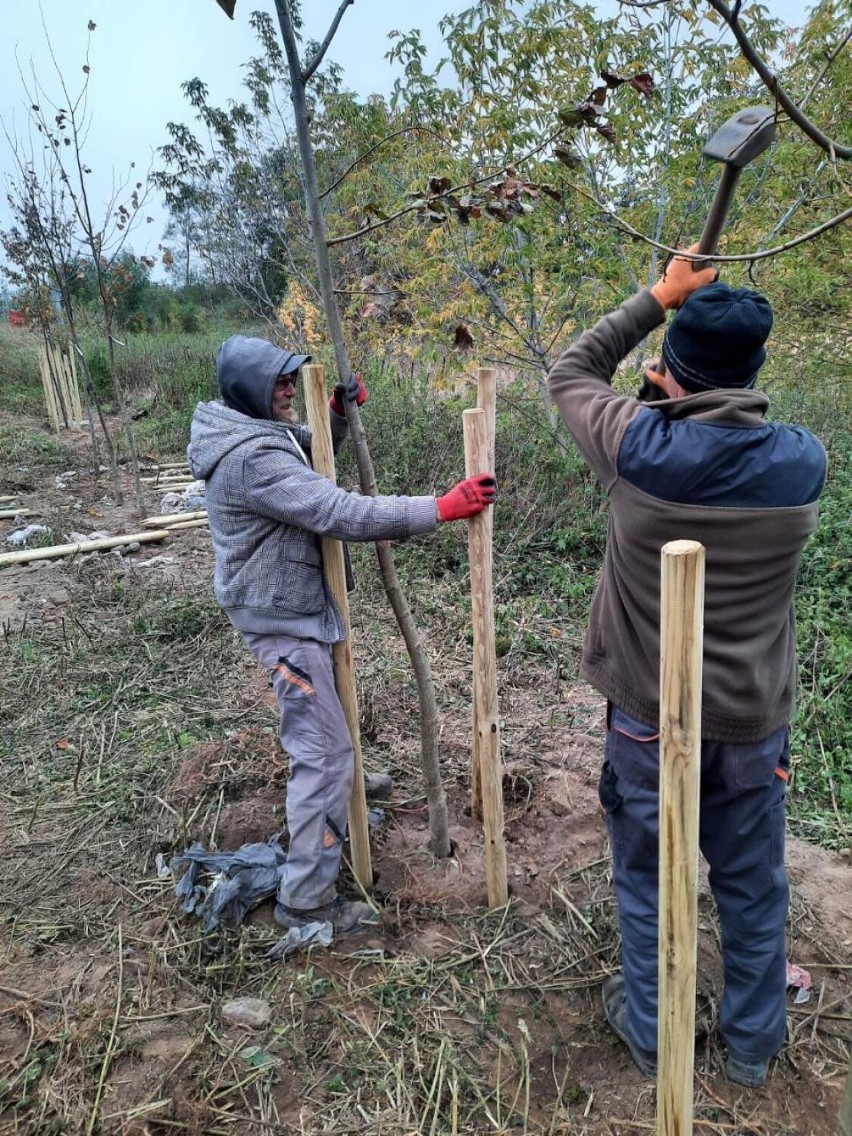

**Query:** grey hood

left=216, top=335, right=310, bottom=419
left=187, top=400, right=310, bottom=482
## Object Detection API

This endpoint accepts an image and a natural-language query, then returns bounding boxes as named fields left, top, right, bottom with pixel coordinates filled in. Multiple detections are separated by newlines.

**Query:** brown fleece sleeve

left=546, top=290, right=665, bottom=491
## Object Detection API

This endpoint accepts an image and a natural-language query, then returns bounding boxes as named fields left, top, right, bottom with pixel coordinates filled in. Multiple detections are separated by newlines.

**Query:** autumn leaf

left=55, top=738, right=71, bottom=750
left=596, top=123, right=617, bottom=145
left=82, top=65, right=91, bottom=75
left=428, top=175, right=452, bottom=195
left=215, top=0, right=236, bottom=17
left=87, top=20, right=96, bottom=31
left=453, top=323, right=474, bottom=351
left=600, top=69, right=627, bottom=88
left=485, top=201, right=511, bottom=223
left=590, top=86, right=608, bottom=106
left=629, top=72, right=655, bottom=100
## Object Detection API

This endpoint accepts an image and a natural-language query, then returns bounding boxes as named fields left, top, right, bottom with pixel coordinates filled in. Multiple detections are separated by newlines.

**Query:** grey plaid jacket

left=188, top=400, right=437, bottom=642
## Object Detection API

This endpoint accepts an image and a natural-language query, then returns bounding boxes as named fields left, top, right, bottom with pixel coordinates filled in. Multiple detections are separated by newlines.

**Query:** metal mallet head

left=702, top=106, right=776, bottom=170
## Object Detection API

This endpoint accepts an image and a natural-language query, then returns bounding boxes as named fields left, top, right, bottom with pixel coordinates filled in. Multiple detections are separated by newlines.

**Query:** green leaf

left=240, top=1046, right=277, bottom=1068
left=554, top=147, right=582, bottom=169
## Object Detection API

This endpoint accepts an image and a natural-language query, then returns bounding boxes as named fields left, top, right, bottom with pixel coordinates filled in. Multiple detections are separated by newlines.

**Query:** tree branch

left=326, top=128, right=564, bottom=246
left=320, top=125, right=449, bottom=199
left=302, top=0, right=354, bottom=84
left=569, top=178, right=852, bottom=263
left=706, top=0, right=852, bottom=160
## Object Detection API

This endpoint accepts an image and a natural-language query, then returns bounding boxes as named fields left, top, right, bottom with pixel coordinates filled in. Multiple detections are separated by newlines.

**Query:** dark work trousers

left=599, top=705, right=790, bottom=1064
left=241, top=631, right=354, bottom=911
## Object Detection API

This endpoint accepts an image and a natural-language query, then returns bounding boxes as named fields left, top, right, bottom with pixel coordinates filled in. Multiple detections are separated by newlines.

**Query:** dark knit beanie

left=662, top=282, right=773, bottom=393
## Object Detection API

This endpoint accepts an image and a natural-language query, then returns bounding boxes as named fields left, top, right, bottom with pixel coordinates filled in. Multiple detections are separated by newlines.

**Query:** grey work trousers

left=599, top=705, right=790, bottom=1065
left=242, top=631, right=353, bottom=911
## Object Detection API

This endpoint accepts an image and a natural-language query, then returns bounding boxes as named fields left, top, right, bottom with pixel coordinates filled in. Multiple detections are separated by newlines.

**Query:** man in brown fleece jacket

left=547, top=248, right=826, bottom=1086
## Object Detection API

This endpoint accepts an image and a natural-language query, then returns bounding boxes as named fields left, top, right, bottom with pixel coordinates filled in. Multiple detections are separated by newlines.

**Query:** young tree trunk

left=275, top=0, right=450, bottom=857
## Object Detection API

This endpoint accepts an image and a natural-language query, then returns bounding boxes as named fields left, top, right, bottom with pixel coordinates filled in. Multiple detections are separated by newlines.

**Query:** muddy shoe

left=363, top=772, right=393, bottom=801
left=274, top=895, right=379, bottom=935
left=726, top=1054, right=769, bottom=1087
left=601, top=973, right=657, bottom=1078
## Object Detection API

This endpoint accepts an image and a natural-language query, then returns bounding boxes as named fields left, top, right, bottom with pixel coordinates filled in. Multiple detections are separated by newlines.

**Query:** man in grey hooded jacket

left=188, top=335, right=496, bottom=934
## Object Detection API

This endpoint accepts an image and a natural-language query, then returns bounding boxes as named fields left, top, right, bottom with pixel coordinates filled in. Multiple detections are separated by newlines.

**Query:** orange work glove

left=436, top=474, right=497, bottom=522
left=651, top=243, right=719, bottom=311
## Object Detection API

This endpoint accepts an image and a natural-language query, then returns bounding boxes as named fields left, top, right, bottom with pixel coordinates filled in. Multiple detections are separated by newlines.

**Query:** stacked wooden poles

left=463, top=404, right=508, bottom=909
left=470, top=367, right=496, bottom=820
left=39, top=343, right=83, bottom=433
left=657, top=539, right=705, bottom=1136
left=302, top=364, right=372, bottom=892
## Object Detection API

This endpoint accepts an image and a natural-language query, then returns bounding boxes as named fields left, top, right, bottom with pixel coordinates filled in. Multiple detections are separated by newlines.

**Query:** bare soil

left=1, top=421, right=849, bottom=1135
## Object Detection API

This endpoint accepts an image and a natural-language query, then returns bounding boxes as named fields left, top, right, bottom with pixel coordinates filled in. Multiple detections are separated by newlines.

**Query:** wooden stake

left=142, top=510, right=208, bottom=528
left=470, top=367, right=497, bottom=818
left=0, top=508, right=40, bottom=520
left=302, top=364, right=372, bottom=892
left=39, top=346, right=60, bottom=434
left=0, top=530, right=171, bottom=569
left=0, top=496, right=20, bottom=504
left=463, top=407, right=508, bottom=908
left=657, top=539, right=705, bottom=1136
left=156, top=518, right=209, bottom=532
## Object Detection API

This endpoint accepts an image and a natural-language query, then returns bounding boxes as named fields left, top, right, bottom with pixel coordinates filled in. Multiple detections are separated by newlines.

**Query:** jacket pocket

left=270, top=558, right=326, bottom=614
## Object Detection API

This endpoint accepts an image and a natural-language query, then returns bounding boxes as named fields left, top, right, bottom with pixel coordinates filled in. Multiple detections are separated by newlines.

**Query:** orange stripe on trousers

left=274, top=663, right=315, bottom=696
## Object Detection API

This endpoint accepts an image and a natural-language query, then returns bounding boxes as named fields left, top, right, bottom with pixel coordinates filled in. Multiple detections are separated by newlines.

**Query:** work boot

left=601, top=973, right=657, bottom=1078
left=274, top=894, right=379, bottom=935
left=725, top=1053, right=769, bottom=1087
left=363, top=771, right=393, bottom=801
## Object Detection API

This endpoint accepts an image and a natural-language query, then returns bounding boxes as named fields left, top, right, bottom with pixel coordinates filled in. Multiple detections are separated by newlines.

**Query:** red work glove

left=436, top=474, right=497, bottom=522
left=330, top=373, right=368, bottom=416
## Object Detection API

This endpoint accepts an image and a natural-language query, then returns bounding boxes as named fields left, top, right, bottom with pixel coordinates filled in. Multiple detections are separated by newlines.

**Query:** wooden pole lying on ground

left=303, top=364, right=372, bottom=892
left=470, top=367, right=496, bottom=819
left=657, top=539, right=705, bottom=1136
left=0, top=530, right=171, bottom=569
left=142, top=510, right=208, bottom=528
left=0, top=508, right=40, bottom=520
left=156, top=518, right=209, bottom=532
left=463, top=407, right=508, bottom=909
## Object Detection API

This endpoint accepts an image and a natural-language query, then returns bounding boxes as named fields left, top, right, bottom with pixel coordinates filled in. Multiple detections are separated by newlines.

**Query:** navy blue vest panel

left=617, top=408, right=826, bottom=508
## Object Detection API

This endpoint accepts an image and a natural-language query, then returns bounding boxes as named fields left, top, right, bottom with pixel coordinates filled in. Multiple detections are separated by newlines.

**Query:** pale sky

left=0, top=0, right=810, bottom=275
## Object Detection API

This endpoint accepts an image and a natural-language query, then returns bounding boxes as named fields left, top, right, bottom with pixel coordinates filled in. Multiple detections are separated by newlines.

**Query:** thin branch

left=799, top=27, right=852, bottom=112
left=326, top=128, right=565, bottom=246
left=706, top=0, right=852, bottom=160
left=568, top=178, right=852, bottom=263
left=320, top=125, right=449, bottom=199
left=301, top=0, right=354, bottom=84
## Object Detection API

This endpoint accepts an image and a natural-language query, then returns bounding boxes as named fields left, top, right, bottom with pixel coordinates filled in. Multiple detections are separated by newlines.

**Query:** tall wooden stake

left=470, top=368, right=496, bottom=819
left=658, top=539, right=705, bottom=1136
left=302, top=364, right=372, bottom=891
left=463, top=407, right=508, bottom=908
